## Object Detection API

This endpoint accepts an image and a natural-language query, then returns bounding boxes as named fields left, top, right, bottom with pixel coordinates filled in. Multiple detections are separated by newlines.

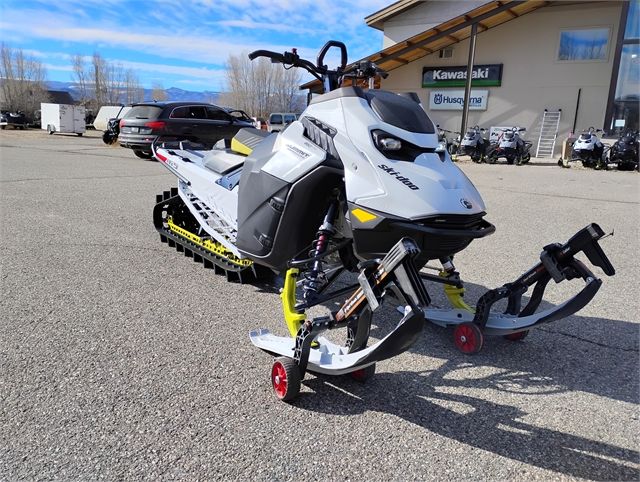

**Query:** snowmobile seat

left=231, top=128, right=271, bottom=156
left=202, top=149, right=246, bottom=175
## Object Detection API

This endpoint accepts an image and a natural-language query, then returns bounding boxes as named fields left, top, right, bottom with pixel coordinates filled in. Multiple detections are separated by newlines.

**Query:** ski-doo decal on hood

left=377, top=164, right=419, bottom=190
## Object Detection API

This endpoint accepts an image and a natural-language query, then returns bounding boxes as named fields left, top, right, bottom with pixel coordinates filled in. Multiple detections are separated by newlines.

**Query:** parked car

left=0, top=111, right=29, bottom=130
left=267, top=112, right=297, bottom=132
left=118, top=102, right=254, bottom=159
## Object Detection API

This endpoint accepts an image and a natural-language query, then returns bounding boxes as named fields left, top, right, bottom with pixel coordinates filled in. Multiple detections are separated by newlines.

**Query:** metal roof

left=302, top=0, right=550, bottom=91
left=364, top=0, right=423, bottom=31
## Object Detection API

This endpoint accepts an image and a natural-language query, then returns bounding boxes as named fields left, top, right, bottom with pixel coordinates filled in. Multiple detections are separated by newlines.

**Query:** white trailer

left=41, top=103, right=86, bottom=136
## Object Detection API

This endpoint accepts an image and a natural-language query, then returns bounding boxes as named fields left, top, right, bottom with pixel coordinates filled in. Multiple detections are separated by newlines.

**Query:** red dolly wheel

left=504, top=330, right=529, bottom=341
left=271, top=357, right=301, bottom=401
left=350, top=363, right=376, bottom=383
left=453, top=323, right=484, bottom=354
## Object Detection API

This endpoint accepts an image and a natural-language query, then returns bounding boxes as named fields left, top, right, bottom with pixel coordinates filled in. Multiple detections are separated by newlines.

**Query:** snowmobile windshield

left=465, top=130, right=475, bottom=137
left=364, top=90, right=435, bottom=134
left=504, top=131, right=514, bottom=140
left=580, top=133, right=592, bottom=141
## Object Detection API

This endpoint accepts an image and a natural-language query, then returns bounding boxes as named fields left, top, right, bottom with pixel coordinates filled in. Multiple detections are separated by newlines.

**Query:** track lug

left=170, top=187, right=178, bottom=196
left=193, top=253, right=203, bottom=263
left=167, top=239, right=175, bottom=247
left=163, top=190, right=170, bottom=200
left=156, top=194, right=163, bottom=203
left=160, top=234, right=167, bottom=243
left=176, top=244, right=184, bottom=252
left=184, top=248, right=193, bottom=258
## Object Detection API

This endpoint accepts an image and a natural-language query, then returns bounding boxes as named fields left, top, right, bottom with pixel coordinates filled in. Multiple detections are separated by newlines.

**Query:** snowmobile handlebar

left=248, top=42, right=388, bottom=87
left=316, top=40, right=348, bottom=70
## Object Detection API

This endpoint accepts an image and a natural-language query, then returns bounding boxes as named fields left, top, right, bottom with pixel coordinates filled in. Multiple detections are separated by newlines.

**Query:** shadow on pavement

left=258, top=273, right=638, bottom=479
left=299, top=368, right=639, bottom=480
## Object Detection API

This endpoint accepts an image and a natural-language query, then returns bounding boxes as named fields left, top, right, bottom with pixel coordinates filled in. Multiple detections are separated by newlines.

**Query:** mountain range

left=46, top=81, right=221, bottom=104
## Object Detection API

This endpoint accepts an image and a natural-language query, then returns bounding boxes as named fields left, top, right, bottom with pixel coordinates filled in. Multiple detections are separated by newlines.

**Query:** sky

left=0, top=0, right=389, bottom=92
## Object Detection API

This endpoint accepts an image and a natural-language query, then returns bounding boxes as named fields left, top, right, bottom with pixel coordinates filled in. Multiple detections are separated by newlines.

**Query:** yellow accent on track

left=167, top=218, right=252, bottom=267
left=231, top=137, right=253, bottom=156
left=441, top=271, right=474, bottom=312
left=281, top=268, right=306, bottom=337
left=351, top=208, right=377, bottom=223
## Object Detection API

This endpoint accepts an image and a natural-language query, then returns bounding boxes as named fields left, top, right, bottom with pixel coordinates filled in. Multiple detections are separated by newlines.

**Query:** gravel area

left=1, top=129, right=638, bottom=481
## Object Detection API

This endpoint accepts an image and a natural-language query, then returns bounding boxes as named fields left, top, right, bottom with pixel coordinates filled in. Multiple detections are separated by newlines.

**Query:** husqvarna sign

left=429, top=90, right=489, bottom=110
left=422, top=64, right=503, bottom=87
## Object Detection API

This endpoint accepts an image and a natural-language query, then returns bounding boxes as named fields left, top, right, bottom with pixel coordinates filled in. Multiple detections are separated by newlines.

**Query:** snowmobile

left=607, top=130, right=638, bottom=171
left=102, top=105, right=128, bottom=145
left=152, top=41, right=614, bottom=401
left=459, top=125, right=488, bottom=163
left=488, top=127, right=531, bottom=165
left=559, top=127, right=606, bottom=169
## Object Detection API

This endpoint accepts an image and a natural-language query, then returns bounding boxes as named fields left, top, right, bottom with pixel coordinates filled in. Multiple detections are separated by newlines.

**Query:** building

left=304, top=1, right=639, bottom=156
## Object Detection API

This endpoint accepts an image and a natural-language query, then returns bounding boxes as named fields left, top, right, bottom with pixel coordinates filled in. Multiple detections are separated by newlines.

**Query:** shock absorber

left=302, top=200, right=338, bottom=300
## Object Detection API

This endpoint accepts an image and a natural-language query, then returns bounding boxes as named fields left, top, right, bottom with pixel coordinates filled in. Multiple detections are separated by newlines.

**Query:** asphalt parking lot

left=1, top=129, right=638, bottom=481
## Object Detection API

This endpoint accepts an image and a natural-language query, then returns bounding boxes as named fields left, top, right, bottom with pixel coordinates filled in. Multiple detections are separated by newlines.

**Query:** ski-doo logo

left=286, top=144, right=310, bottom=159
left=377, top=164, right=419, bottom=191
left=460, top=198, right=473, bottom=209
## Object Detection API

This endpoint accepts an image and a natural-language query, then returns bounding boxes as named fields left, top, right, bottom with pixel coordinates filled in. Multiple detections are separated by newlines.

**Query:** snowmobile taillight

left=145, top=121, right=166, bottom=131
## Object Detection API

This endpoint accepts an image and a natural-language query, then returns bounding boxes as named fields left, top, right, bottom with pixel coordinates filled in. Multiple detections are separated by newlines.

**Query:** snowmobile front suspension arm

left=292, top=237, right=430, bottom=376
left=473, top=223, right=614, bottom=328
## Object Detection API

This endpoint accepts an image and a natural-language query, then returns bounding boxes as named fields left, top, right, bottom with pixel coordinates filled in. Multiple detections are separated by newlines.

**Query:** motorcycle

left=607, top=130, right=638, bottom=171
left=436, top=125, right=461, bottom=158
left=488, top=127, right=532, bottom=165
left=459, top=125, right=488, bottom=163
left=102, top=105, right=128, bottom=145
left=152, top=41, right=614, bottom=401
left=569, top=127, right=606, bottom=169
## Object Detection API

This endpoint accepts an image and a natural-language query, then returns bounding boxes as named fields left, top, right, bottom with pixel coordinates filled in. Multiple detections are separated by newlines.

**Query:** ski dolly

left=250, top=237, right=430, bottom=401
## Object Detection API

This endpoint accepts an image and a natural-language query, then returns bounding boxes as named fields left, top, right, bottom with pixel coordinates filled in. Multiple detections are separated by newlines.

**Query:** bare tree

left=73, top=53, right=144, bottom=108
left=221, top=53, right=303, bottom=118
left=151, top=83, right=167, bottom=101
left=124, top=69, right=144, bottom=105
left=71, top=54, right=90, bottom=105
left=0, top=44, right=50, bottom=117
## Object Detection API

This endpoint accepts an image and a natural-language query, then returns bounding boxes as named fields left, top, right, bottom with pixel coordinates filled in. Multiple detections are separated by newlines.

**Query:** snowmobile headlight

left=436, top=140, right=446, bottom=152
left=378, top=137, right=402, bottom=151
left=372, top=130, right=402, bottom=151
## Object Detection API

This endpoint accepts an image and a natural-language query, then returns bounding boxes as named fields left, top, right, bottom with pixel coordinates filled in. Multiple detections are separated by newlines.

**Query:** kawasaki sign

left=422, top=64, right=503, bottom=87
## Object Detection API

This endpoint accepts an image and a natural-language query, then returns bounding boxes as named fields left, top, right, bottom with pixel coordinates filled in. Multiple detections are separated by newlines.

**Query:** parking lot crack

left=537, top=327, right=639, bottom=352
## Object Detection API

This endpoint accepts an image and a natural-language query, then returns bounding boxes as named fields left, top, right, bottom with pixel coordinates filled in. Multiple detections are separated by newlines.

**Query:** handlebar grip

left=248, top=50, right=285, bottom=62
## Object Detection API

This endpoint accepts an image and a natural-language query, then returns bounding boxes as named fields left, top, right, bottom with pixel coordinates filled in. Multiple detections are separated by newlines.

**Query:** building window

left=558, top=27, right=610, bottom=61
left=439, top=47, right=453, bottom=59
left=607, top=0, right=640, bottom=133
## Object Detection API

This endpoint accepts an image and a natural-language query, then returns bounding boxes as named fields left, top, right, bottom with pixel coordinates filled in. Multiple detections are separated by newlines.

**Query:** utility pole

left=460, top=22, right=478, bottom=137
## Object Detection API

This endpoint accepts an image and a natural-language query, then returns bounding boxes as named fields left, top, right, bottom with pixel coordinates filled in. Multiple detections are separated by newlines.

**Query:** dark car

left=118, top=102, right=254, bottom=159
left=0, top=111, right=29, bottom=130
